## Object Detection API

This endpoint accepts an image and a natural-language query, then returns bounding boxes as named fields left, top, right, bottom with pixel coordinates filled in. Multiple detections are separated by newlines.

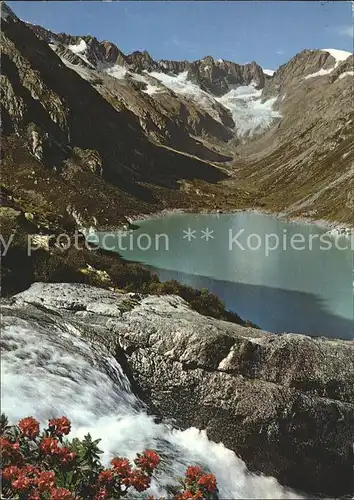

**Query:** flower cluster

left=48, top=416, right=71, bottom=437
left=19, top=417, right=40, bottom=440
left=0, top=436, right=21, bottom=460
left=2, top=464, right=71, bottom=498
left=1, top=416, right=76, bottom=499
left=39, top=437, right=76, bottom=464
left=134, top=449, right=161, bottom=472
left=0, top=414, right=218, bottom=499
left=92, top=450, right=161, bottom=497
left=176, top=465, right=218, bottom=499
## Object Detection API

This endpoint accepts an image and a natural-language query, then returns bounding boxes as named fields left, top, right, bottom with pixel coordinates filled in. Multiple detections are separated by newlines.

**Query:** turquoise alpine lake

left=93, top=212, right=353, bottom=339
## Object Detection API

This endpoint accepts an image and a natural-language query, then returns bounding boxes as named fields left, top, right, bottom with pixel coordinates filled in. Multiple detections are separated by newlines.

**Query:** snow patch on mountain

left=338, top=71, right=354, bottom=79
left=263, top=69, right=275, bottom=76
left=52, top=34, right=281, bottom=138
left=304, top=68, right=334, bottom=79
left=305, top=49, right=352, bottom=80
left=105, top=64, right=127, bottom=79
left=68, top=39, right=87, bottom=54
left=59, top=59, right=99, bottom=83
left=143, top=84, right=161, bottom=95
left=321, top=48, right=352, bottom=62
left=66, top=38, right=95, bottom=68
left=129, top=72, right=161, bottom=95
left=147, top=70, right=223, bottom=122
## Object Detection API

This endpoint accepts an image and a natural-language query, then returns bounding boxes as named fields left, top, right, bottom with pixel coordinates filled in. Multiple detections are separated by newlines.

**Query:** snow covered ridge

left=263, top=69, right=275, bottom=76
left=305, top=48, right=352, bottom=79
left=321, top=48, right=352, bottom=62
left=68, top=38, right=87, bottom=55
left=105, top=64, right=127, bottom=80
left=339, top=71, right=354, bottom=79
left=61, top=54, right=281, bottom=138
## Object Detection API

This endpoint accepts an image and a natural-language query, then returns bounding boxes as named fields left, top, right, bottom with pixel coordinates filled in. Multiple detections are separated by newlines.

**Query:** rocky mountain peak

left=262, top=48, right=352, bottom=99
left=125, top=49, right=157, bottom=72
left=23, top=21, right=267, bottom=96
left=191, top=57, right=265, bottom=95
left=156, top=55, right=266, bottom=95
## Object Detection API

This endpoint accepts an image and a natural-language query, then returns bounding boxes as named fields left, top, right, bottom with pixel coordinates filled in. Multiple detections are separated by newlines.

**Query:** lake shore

left=125, top=206, right=354, bottom=234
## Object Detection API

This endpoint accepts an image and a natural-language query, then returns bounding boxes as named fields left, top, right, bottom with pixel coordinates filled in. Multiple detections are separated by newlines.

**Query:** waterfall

left=1, top=310, right=301, bottom=499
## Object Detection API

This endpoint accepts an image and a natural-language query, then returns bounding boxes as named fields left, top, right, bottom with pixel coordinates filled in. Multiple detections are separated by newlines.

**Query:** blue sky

left=8, top=1, right=353, bottom=69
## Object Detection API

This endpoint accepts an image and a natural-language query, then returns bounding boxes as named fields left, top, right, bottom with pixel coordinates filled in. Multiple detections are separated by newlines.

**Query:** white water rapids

left=1, top=311, right=301, bottom=499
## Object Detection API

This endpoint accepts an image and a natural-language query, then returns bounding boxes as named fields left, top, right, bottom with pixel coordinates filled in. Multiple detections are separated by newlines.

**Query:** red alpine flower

left=1, top=414, right=221, bottom=500
left=18, top=417, right=40, bottom=440
left=57, top=446, right=76, bottom=464
left=111, top=457, right=131, bottom=477
left=98, top=469, right=114, bottom=484
left=197, top=473, right=217, bottom=492
left=21, top=464, right=40, bottom=476
left=28, top=490, right=41, bottom=500
left=2, top=465, right=20, bottom=481
left=0, top=437, right=20, bottom=459
left=35, top=471, right=56, bottom=492
left=129, top=470, right=151, bottom=492
left=94, top=488, right=109, bottom=500
left=48, top=416, right=71, bottom=437
left=176, top=490, right=203, bottom=500
left=40, top=437, right=60, bottom=455
left=49, top=487, right=73, bottom=499
left=135, top=450, right=160, bottom=471
left=12, top=475, right=32, bottom=491
left=185, top=465, right=202, bottom=482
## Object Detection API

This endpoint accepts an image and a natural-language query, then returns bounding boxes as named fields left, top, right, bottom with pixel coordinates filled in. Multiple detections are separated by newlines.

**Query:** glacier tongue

left=145, top=70, right=281, bottom=138
left=216, top=86, right=281, bottom=137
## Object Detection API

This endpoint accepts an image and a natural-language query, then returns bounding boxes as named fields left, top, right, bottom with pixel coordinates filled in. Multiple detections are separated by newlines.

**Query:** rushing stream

left=1, top=309, right=301, bottom=499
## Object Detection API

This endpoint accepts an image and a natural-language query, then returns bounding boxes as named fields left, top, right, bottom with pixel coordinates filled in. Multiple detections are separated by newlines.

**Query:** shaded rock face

left=11, top=282, right=354, bottom=497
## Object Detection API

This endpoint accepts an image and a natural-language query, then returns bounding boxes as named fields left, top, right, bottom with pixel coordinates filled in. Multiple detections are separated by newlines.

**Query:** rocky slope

left=6, top=282, right=354, bottom=497
left=24, top=21, right=240, bottom=157
left=233, top=49, right=354, bottom=224
left=2, top=2, right=353, bottom=225
left=1, top=3, right=232, bottom=236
